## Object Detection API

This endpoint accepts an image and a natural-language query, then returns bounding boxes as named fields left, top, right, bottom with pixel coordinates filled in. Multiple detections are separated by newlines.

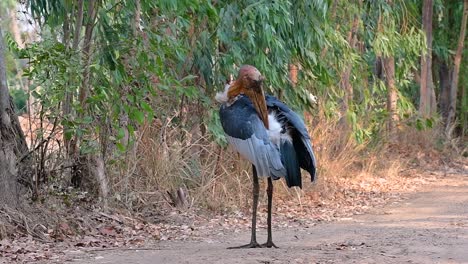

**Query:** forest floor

left=64, top=171, right=468, bottom=264
left=1, top=162, right=467, bottom=264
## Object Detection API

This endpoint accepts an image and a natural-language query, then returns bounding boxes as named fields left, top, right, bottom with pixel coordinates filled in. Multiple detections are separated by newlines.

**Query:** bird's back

left=219, top=95, right=317, bottom=188
left=220, top=96, right=287, bottom=179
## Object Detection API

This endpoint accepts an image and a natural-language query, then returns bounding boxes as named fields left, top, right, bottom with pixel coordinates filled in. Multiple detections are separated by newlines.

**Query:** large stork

left=216, top=65, right=317, bottom=248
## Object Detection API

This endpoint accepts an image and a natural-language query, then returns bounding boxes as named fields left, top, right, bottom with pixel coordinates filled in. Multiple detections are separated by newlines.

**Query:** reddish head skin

left=227, top=65, right=269, bottom=129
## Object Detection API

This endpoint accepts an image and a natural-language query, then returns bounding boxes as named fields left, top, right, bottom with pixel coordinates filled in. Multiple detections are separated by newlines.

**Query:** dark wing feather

left=266, top=95, right=317, bottom=182
left=219, top=95, right=286, bottom=179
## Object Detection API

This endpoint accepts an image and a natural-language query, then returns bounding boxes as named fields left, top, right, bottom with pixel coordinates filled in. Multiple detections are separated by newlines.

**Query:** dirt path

left=69, top=174, right=468, bottom=264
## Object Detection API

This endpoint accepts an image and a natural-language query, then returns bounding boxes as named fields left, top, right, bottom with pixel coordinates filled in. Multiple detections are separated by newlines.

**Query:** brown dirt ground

left=64, top=172, right=468, bottom=264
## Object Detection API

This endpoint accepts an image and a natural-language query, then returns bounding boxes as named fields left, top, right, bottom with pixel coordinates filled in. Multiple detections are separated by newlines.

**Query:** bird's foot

left=227, top=241, right=262, bottom=249
left=261, top=241, right=279, bottom=248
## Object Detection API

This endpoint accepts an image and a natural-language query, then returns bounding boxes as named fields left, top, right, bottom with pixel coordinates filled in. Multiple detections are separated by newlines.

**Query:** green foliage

left=10, top=88, right=27, bottom=114
left=23, top=0, right=332, bottom=151
left=308, top=0, right=429, bottom=141
left=8, top=0, right=465, bottom=161
left=433, top=0, right=465, bottom=62
left=207, top=108, right=228, bottom=146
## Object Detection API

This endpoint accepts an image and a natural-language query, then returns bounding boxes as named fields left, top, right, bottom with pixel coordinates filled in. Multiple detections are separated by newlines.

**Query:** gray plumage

left=220, top=95, right=286, bottom=179
left=219, top=94, right=317, bottom=187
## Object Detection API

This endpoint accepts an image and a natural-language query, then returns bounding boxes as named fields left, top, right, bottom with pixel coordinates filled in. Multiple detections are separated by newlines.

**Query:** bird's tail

left=280, top=139, right=301, bottom=188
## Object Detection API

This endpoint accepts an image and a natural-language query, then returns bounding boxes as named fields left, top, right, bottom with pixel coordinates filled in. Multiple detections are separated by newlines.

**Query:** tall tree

left=383, top=55, right=399, bottom=137
left=419, top=0, right=436, bottom=117
left=62, top=0, right=84, bottom=131
left=339, top=0, right=361, bottom=123
left=380, top=0, right=400, bottom=139
left=0, top=28, right=29, bottom=208
left=446, top=0, right=468, bottom=135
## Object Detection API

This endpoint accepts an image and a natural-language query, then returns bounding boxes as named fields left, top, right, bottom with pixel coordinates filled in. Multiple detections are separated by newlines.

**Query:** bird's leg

left=262, top=177, right=278, bottom=248
left=227, top=165, right=261, bottom=249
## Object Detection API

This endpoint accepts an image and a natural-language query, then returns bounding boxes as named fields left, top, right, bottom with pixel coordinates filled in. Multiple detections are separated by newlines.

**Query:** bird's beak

left=250, top=92, right=269, bottom=129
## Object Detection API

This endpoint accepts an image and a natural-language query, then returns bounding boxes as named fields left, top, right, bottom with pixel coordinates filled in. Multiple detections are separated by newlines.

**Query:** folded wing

left=266, top=95, right=317, bottom=182
left=219, top=96, right=286, bottom=179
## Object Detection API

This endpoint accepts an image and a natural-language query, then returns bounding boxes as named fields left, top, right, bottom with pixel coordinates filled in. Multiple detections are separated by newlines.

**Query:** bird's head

left=227, top=65, right=269, bottom=128
left=227, top=65, right=265, bottom=98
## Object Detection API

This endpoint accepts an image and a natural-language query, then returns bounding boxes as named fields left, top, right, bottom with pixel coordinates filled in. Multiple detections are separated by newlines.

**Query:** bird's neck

left=227, top=81, right=269, bottom=129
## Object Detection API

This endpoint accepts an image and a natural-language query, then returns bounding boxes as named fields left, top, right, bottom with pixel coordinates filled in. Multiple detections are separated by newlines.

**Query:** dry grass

left=17, top=104, right=457, bottom=215
left=106, top=120, right=254, bottom=212
left=104, top=107, right=452, bottom=215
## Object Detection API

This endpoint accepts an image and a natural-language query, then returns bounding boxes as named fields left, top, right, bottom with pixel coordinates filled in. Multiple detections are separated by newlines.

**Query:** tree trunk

left=62, top=11, right=70, bottom=47
left=119, top=0, right=142, bottom=148
left=379, top=0, right=399, bottom=140
left=289, top=63, right=298, bottom=87
left=63, top=0, right=84, bottom=128
left=419, top=0, right=436, bottom=117
left=63, top=0, right=84, bottom=186
left=461, top=76, right=467, bottom=138
left=383, top=56, right=399, bottom=139
left=72, top=0, right=97, bottom=158
left=72, top=0, right=84, bottom=51
left=71, top=1, right=109, bottom=206
left=0, top=28, right=29, bottom=208
left=446, top=0, right=468, bottom=135
left=89, top=154, right=109, bottom=209
left=339, top=5, right=361, bottom=124
left=438, top=58, right=452, bottom=119
left=78, top=0, right=97, bottom=107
